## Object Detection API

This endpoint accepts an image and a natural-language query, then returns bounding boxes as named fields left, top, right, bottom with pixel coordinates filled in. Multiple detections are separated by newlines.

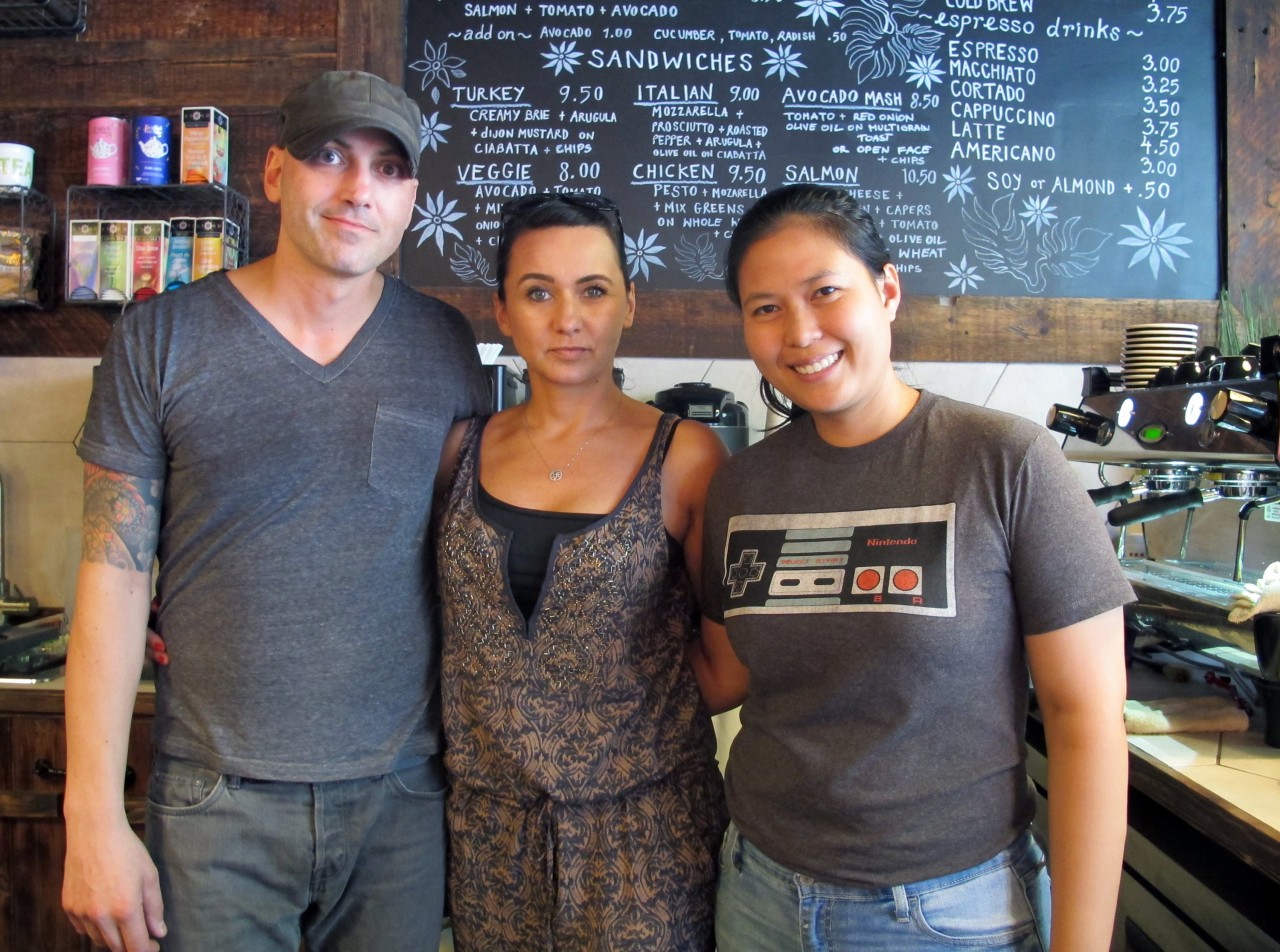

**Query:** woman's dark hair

left=724, top=183, right=894, bottom=424
left=495, top=192, right=630, bottom=300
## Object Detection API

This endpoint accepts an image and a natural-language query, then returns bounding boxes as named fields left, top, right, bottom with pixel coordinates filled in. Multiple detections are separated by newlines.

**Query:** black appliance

left=485, top=364, right=527, bottom=411
left=1045, top=336, right=1280, bottom=684
left=649, top=382, right=750, bottom=453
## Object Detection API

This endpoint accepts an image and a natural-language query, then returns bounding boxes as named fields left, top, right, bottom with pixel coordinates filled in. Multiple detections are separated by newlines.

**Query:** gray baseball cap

left=279, top=70, right=422, bottom=177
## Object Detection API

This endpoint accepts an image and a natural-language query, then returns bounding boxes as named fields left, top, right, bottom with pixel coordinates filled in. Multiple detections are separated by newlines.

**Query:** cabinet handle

left=34, top=758, right=137, bottom=791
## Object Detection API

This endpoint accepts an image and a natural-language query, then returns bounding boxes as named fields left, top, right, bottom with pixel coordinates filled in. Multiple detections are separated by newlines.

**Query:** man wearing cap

left=61, top=70, right=488, bottom=952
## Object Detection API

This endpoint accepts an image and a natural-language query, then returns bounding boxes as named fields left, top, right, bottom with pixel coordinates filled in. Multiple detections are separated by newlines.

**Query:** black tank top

left=474, top=484, right=602, bottom=619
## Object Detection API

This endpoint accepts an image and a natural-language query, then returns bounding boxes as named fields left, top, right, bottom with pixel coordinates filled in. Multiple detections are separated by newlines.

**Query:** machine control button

left=1210, top=388, right=1277, bottom=439
left=1138, top=423, right=1168, bottom=444
left=1045, top=404, right=1115, bottom=445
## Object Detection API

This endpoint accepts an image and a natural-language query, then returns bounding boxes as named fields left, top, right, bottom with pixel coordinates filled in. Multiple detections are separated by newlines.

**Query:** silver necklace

left=522, top=391, right=624, bottom=481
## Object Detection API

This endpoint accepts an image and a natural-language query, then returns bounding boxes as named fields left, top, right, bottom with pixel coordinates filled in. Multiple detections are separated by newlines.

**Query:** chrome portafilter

left=1140, top=466, right=1203, bottom=494
left=1207, top=469, right=1280, bottom=500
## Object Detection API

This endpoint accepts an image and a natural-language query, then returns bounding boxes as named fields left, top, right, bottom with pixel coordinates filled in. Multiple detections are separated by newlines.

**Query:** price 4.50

left=1140, top=135, right=1179, bottom=157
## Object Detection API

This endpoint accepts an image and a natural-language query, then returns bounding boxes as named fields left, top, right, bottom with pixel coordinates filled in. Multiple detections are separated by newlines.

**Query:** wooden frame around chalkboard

left=0, top=0, right=1273, bottom=362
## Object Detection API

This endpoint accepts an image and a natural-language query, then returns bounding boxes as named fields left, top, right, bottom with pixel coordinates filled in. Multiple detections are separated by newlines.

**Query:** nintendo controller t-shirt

left=701, top=390, right=1133, bottom=887
left=721, top=504, right=955, bottom=618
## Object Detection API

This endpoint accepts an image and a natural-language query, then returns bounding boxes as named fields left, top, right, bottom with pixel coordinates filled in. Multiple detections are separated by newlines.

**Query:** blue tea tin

left=131, top=115, right=171, bottom=185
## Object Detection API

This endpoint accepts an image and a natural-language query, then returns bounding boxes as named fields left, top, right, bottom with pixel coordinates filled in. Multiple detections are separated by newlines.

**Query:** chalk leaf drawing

left=841, top=0, right=943, bottom=83
left=675, top=233, right=723, bottom=283
left=961, top=193, right=1110, bottom=293
left=450, top=242, right=496, bottom=287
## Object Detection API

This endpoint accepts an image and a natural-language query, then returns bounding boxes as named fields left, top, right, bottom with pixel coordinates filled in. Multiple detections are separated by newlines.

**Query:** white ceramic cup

left=0, top=143, right=34, bottom=190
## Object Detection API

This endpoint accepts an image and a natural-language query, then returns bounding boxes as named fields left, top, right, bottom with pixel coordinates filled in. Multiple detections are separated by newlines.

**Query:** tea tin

left=86, top=117, right=128, bottom=185
left=131, top=115, right=171, bottom=185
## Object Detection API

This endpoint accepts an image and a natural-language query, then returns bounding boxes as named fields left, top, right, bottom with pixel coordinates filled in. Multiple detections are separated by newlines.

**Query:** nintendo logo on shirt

left=721, top=504, right=955, bottom=618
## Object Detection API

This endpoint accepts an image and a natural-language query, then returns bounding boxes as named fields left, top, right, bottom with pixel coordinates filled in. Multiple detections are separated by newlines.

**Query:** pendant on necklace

left=549, top=469, right=564, bottom=482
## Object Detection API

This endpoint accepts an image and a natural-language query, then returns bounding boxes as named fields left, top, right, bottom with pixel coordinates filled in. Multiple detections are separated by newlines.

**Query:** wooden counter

left=6, top=674, right=1278, bottom=950
left=0, top=681, right=154, bottom=952
left=0, top=680, right=154, bottom=714
left=1027, top=666, right=1280, bottom=951
left=1127, top=730, right=1280, bottom=884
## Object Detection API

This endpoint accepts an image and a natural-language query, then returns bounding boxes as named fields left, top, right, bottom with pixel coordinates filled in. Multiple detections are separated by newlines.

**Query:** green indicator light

left=1138, top=424, right=1166, bottom=444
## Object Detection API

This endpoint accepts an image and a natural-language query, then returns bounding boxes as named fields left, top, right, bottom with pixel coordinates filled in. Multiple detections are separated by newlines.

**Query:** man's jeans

left=145, top=751, right=447, bottom=951
left=716, top=822, right=1050, bottom=952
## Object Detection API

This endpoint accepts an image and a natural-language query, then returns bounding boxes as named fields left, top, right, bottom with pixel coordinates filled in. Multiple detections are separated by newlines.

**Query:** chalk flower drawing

left=795, top=0, right=844, bottom=27
left=905, top=54, right=943, bottom=90
left=961, top=193, right=1110, bottom=293
left=542, top=40, right=584, bottom=75
left=449, top=242, right=497, bottom=287
left=763, top=44, right=807, bottom=81
left=420, top=112, right=451, bottom=153
left=675, top=233, right=724, bottom=283
left=1117, top=207, right=1192, bottom=279
left=411, top=191, right=465, bottom=254
left=944, top=255, right=983, bottom=294
left=626, top=229, right=667, bottom=281
left=841, top=0, right=942, bottom=83
left=409, top=39, right=466, bottom=104
left=943, top=165, right=975, bottom=203
left=1018, top=195, right=1058, bottom=235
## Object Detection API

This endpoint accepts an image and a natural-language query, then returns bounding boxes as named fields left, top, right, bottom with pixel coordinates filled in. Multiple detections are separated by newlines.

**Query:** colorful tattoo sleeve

left=82, top=463, right=162, bottom=573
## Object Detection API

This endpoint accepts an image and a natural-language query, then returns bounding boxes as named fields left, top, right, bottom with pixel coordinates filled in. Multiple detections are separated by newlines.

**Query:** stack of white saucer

left=1121, top=323, right=1199, bottom=389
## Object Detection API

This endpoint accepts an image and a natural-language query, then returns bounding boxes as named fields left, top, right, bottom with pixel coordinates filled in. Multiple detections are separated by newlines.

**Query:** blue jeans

left=715, top=822, right=1050, bottom=952
left=145, top=751, right=447, bottom=952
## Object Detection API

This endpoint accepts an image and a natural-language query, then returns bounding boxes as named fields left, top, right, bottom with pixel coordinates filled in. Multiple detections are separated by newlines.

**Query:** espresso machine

left=649, top=382, right=751, bottom=453
left=1046, top=336, right=1280, bottom=689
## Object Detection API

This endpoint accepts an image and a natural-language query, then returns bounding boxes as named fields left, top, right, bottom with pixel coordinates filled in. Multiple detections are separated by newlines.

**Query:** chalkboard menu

left=403, top=0, right=1219, bottom=299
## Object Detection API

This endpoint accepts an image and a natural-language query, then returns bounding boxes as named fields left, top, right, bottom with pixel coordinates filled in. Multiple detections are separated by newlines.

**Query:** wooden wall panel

left=65, top=1, right=335, bottom=42
left=0, top=0, right=404, bottom=356
left=0, top=0, right=1270, bottom=362
left=1225, top=0, right=1280, bottom=296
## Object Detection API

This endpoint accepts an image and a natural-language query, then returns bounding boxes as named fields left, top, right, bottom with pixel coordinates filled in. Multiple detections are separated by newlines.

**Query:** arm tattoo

left=82, top=463, right=163, bottom=572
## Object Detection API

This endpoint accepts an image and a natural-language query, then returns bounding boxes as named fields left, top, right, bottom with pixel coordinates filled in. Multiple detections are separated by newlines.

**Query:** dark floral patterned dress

left=437, top=413, right=727, bottom=951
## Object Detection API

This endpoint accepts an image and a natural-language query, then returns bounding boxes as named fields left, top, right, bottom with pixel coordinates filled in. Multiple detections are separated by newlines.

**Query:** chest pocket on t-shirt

left=368, top=404, right=446, bottom=502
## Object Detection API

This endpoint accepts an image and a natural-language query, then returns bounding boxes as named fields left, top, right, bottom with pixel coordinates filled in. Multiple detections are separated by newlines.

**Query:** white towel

left=1227, top=560, right=1280, bottom=624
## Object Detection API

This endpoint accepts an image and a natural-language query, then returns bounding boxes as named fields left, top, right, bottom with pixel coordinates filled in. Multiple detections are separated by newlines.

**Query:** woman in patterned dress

left=433, top=193, right=729, bottom=951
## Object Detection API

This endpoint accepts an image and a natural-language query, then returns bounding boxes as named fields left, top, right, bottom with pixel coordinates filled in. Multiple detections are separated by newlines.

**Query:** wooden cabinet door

left=0, top=710, right=153, bottom=952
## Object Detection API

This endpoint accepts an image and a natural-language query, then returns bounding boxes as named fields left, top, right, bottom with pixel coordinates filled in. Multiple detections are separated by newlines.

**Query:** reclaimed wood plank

left=1225, top=0, right=1280, bottom=295
left=427, top=286, right=1218, bottom=363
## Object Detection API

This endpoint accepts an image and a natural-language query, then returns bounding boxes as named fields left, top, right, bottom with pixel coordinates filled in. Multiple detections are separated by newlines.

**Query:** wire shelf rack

left=0, top=0, right=86, bottom=38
